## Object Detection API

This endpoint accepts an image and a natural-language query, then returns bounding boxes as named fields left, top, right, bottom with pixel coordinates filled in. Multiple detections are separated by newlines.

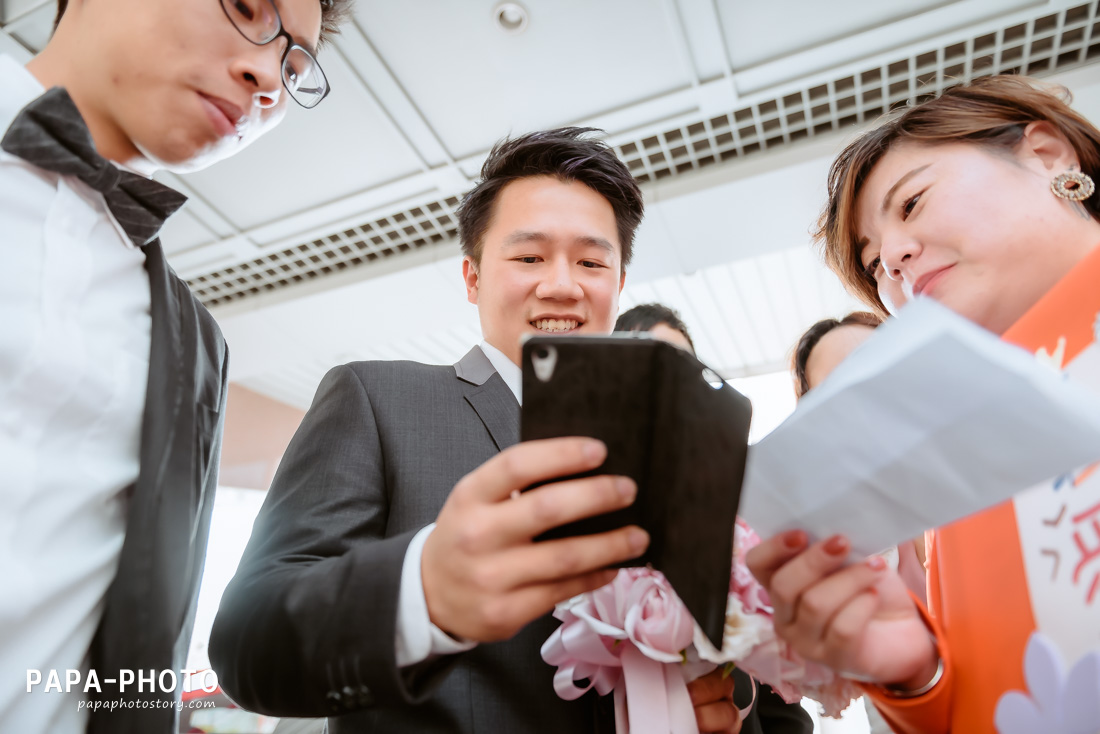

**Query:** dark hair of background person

left=816, top=75, right=1100, bottom=314
left=614, top=303, right=695, bottom=353
left=54, top=0, right=355, bottom=46
left=457, top=127, right=645, bottom=271
left=791, top=311, right=882, bottom=398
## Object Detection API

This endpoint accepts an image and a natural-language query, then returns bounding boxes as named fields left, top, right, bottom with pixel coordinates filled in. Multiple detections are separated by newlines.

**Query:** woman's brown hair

left=790, top=311, right=883, bottom=398
left=817, top=75, right=1100, bottom=314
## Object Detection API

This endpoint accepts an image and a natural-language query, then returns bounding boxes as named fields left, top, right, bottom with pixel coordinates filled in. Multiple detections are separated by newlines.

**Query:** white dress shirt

left=394, top=341, right=521, bottom=667
left=0, top=56, right=152, bottom=734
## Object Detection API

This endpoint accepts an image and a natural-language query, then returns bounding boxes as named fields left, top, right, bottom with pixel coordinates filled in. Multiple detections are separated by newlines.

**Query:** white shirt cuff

left=395, top=523, right=478, bottom=668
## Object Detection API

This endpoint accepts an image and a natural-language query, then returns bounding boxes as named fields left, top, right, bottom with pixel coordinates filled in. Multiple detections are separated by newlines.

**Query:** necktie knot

left=1, top=86, right=187, bottom=248
left=84, top=157, right=122, bottom=195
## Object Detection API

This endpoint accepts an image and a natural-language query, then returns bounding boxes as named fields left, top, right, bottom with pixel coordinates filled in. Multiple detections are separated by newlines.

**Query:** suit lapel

left=125, top=239, right=186, bottom=640
left=138, top=240, right=185, bottom=506
left=456, top=346, right=520, bottom=451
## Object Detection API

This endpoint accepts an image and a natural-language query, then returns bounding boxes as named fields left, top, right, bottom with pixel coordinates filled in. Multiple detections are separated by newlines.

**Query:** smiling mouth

left=531, top=318, right=581, bottom=333
left=914, top=266, right=954, bottom=297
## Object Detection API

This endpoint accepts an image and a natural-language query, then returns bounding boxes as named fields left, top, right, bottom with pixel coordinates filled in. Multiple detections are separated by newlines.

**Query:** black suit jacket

left=210, top=347, right=810, bottom=733
left=85, top=240, right=229, bottom=734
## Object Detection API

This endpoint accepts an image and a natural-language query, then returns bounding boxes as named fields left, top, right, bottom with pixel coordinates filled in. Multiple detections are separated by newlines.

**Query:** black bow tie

left=1, top=86, right=187, bottom=248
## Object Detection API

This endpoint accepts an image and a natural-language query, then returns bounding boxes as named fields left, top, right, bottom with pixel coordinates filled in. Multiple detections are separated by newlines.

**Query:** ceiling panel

left=718, top=0, right=964, bottom=70
left=1, top=0, right=49, bottom=50
left=648, top=276, right=723, bottom=360
left=680, top=270, right=751, bottom=368
left=1, top=0, right=46, bottom=23
left=178, top=50, right=427, bottom=231
left=651, top=151, right=834, bottom=271
left=159, top=209, right=218, bottom=255
left=353, top=0, right=693, bottom=158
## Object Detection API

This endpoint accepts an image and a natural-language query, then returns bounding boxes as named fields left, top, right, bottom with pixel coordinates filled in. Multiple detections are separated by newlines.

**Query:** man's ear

left=1020, top=120, right=1081, bottom=175
left=619, top=270, right=627, bottom=294
left=462, top=256, right=480, bottom=305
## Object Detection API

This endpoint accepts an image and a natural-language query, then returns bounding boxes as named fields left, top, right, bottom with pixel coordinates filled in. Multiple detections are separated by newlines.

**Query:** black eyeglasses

left=221, top=0, right=330, bottom=109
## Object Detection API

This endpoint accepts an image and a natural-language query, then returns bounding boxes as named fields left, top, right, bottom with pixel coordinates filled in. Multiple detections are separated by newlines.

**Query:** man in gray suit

left=211, top=128, right=745, bottom=733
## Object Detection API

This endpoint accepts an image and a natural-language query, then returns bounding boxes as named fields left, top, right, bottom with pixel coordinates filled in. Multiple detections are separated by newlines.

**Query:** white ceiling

left=3, top=0, right=1100, bottom=409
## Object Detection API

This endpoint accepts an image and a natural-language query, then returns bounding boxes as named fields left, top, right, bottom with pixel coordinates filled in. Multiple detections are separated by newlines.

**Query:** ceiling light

left=493, top=2, right=529, bottom=34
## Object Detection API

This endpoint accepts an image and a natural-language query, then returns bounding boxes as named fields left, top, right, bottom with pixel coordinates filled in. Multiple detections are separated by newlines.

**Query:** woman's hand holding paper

left=746, top=530, right=940, bottom=692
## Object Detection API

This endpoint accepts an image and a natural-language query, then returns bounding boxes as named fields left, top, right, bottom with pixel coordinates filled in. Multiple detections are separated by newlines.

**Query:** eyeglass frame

left=220, top=0, right=331, bottom=109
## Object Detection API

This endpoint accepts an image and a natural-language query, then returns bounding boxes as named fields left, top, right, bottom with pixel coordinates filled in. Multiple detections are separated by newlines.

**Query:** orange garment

left=864, top=244, right=1100, bottom=734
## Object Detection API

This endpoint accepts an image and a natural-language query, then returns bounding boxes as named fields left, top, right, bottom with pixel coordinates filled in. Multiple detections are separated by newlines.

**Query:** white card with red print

left=741, top=298, right=1100, bottom=559
left=1015, top=339, right=1100, bottom=666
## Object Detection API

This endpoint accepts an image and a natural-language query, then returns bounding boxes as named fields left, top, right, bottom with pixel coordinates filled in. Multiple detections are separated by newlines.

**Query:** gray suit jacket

left=211, top=347, right=603, bottom=732
left=210, top=347, right=811, bottom=734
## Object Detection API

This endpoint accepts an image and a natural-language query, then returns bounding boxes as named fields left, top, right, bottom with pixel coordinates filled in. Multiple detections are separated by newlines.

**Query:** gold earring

left=1051, top=170, right=1095, bottom=201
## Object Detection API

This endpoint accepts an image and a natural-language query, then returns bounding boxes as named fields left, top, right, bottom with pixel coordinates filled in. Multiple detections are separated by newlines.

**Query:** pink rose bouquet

left=541, top=519, right=861, bottom=733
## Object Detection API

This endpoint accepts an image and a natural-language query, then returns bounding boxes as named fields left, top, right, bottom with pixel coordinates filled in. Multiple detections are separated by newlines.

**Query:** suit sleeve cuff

left=395, top=523, right=478, bottom=667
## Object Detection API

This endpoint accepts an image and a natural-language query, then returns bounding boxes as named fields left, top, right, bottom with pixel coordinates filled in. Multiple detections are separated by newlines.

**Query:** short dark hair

left=614, top=303, right=695, bottom=352
left=54, top=0, right=355, bottom=46
left=790, top=311, right=882, bottom=398
left=456, top=127, right=644, bottom=270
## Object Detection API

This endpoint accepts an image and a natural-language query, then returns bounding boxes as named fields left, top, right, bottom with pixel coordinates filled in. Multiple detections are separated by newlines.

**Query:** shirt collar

left=479, top=340, right=522, bottom=404
left=0, top=55, right=46, bottom=136
left=0, top=55, right=165, bottom=247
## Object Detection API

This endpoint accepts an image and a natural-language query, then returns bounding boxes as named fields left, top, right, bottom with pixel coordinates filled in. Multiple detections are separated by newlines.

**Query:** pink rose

left=620, top=568, right=695, bottom=662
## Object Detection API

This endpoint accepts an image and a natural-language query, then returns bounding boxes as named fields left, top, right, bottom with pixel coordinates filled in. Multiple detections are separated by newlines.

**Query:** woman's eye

left=518, top=257, right=539, bottom=264
left=864, top=256, right=881, bottom=279
left=233, top=0, right=255, bottom=21
left=902, top=193, right=921, bottom=219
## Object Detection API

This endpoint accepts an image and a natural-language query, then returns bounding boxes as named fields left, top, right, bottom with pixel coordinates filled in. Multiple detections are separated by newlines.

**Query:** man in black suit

left=211, top=128, right=798, bottom=733
left=0, top=1, right=351, bottom=733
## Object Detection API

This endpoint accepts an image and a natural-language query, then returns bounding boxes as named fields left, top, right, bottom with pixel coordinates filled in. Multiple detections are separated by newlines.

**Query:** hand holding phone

left=521, top=335, right=751, bottom=646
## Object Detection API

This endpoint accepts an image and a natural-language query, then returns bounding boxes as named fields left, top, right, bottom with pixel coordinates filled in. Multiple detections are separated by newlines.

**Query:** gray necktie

left=1, top=86, right=187, bottom=247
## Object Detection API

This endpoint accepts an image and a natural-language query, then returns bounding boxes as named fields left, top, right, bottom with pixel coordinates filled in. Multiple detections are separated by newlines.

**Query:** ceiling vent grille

left=189, top=196, right=461, bottom=306
left=617, top=2, right=1099, bottom=183
left=189, top=0, right=1099, bottom=308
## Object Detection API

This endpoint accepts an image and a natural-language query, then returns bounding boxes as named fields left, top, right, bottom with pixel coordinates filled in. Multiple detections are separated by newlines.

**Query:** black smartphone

left=520, top=334, right=751, bottom=647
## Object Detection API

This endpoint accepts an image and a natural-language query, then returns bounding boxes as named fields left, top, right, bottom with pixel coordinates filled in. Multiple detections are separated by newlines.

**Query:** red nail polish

left=824, top=535, right=848, bottom=555
left=783, top=530, right=808, bottom=550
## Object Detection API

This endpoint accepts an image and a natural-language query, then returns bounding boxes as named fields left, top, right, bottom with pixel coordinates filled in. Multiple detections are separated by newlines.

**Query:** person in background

left=747, top=75, right=1100, bottom=733
left=0, top=1, right=352, bottom=732
left=615, top=302, right=815, bottom=734
left=790, top=312, right=882, bottom=399
left=614, top=302, right=696, bottom=352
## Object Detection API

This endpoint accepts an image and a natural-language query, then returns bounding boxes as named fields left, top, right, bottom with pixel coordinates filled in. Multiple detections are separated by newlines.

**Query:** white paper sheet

left=740, top=298, right=1100, bottom=557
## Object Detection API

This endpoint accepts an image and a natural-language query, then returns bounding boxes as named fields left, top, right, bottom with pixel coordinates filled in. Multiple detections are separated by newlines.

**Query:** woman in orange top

left=747, top=75, right=1100, bottom=734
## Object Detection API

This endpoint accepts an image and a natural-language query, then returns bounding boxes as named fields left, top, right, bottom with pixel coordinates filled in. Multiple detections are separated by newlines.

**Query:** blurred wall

left=219, top=384, right=306, bottom=490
